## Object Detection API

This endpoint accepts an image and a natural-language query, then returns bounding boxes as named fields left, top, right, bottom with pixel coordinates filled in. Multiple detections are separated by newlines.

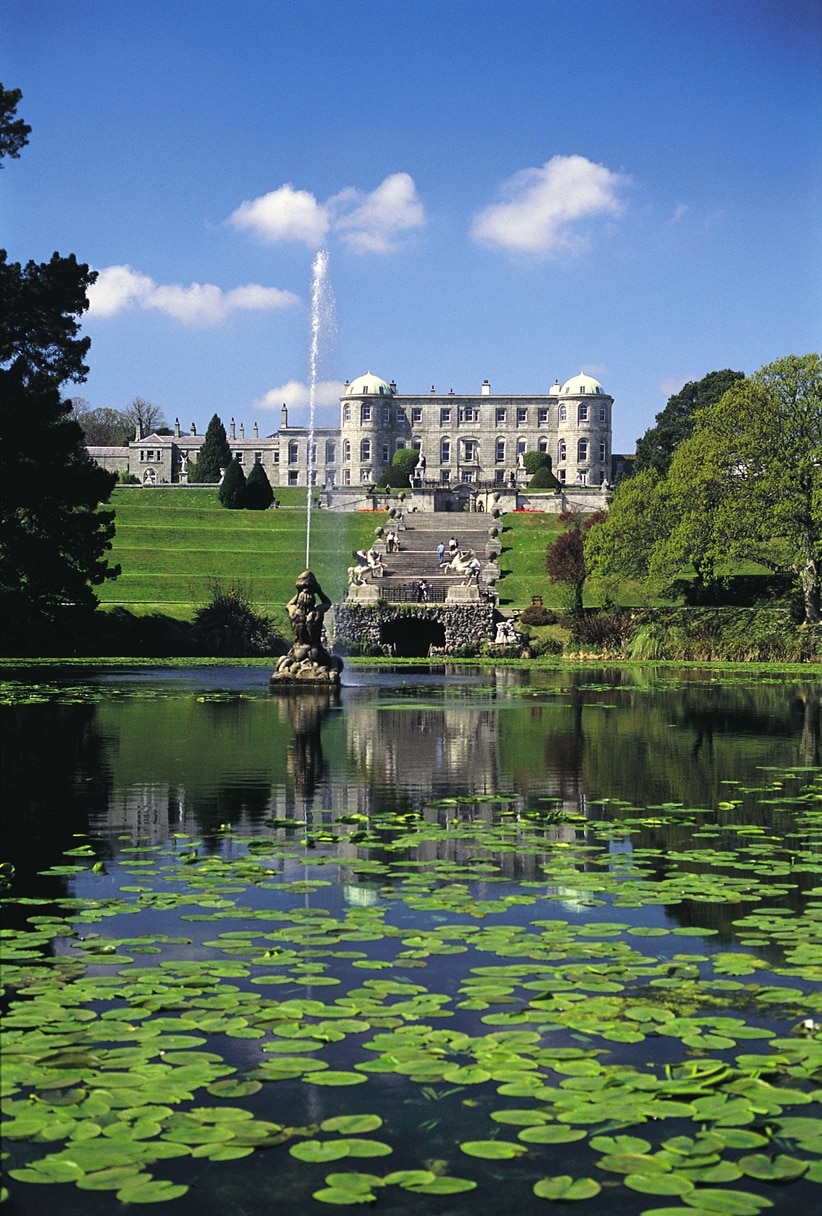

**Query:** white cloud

left=659, top=377, right=688, bottom=396
left=87, top=265, right=299, bottom=327
left=227, top=184, right=330, bottom=247
left=253, top=379, right=347, bottom=412
left=671, top=203, right=689, bottom=223
left=226, top=173, right=426, bottom=254
left=471, top=154, right=629, bottom=256
left=331, top=172, right=426, bottom=252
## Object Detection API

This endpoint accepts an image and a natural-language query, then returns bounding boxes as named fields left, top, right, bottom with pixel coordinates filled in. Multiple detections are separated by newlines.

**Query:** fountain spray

left=305, top=250, right=334, bottom=568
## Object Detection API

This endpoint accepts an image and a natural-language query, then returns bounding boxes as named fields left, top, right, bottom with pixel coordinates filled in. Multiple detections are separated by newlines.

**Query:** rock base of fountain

left=269, top=570, right=344, bottom=689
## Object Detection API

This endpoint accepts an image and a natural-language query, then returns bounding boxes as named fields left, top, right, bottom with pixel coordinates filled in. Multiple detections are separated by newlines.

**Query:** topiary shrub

left=245, top=461, right=274, bottom=510
left=218, top=458, right=247, bottom=508
left=518, top=603, right=557, bottom=626
left=527, top=465, right=559, bottom=489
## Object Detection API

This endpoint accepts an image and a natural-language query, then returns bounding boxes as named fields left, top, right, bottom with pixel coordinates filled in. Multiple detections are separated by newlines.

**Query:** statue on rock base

left=270, top=570, right=343, bottom=688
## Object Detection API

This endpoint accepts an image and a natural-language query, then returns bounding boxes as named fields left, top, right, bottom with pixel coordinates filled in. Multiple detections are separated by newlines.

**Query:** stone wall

left=332, top=601, right=497, bottom=654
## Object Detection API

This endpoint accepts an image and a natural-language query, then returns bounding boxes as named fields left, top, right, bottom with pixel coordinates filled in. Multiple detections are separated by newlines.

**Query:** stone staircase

left=367, top=515, right=500, bottom=603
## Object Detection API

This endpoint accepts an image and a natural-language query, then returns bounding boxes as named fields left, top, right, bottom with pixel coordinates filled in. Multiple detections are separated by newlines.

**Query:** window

left=440, top=469, right=450, bottom=483
left=343, top=469, right=350, bottom=485
left=578, top=404, right=589, bottom=422
left=559, top=440, right=567, bottom=463
left=440, top=439, right=451, bottom=463
left=273, top=451, right=280, bottom=465
left=463, top=439, right=477, bottom=461
left=538, top=437, right=548, bottom=453
left=343, top=439, right=351, bottom=462
left=310, top=442, right=317, bottom=464
left=559, top=404, right=567, bottom=421
left=235, top=452, right=243, bottom=464
left=440, top=408, right=451, bottom=425
left=362, top=384, right=369, bottom=393
left=383, top=405, right=391, bottom=423
left=559, top=469, right=566, bottom=484
left=412, top=407, right=422, bottom=424
left=599, top=405, right=607, bottom=422
left=325, top=441, right=336, bottom=463
left=359, top=468, right=371, bottom=482
left=577, top=439, right=588, bottom=463
left=462, top=406, right=479, bottom=422
left=361, top=404, right=371, bottom=422
left=495, top=438, right=505, bottom=462
left=538, top=407, right=548, bottom=424
left=517, top=407, right=527, bottom=424
left=599, top=442, right=606, bottom=463
left=382, top=443, right=390, bottom=462
left=360, top=439, right=371, bottom=462
left=396, top=439, right=405, bottom=450
left=254, top=451, right=262, bottom=463
left=412, top=439, right=422, bottom=451
left=396, top=407, right=407, bottom=422
left=599, top=470, right=606, bottom=485
left=343, top=404, right=351, bottom=422
left=495, top=408, right=506, bottom=424
left=288, top=470, right=298, bottom=485
left=494, top=469, right=506, bottom=484
left=288, top=440, right=299, bottom=463
left=463, top=469, right=475, bottom=483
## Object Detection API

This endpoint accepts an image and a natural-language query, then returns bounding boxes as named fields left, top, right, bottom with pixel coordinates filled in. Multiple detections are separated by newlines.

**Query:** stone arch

left=380, top=614, right=446, bottom=658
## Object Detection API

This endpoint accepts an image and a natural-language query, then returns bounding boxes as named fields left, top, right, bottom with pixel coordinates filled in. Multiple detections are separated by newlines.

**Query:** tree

left=585, top=467, right=668, bottom=582
left=219, top=457, right=247, bottom=509
left=245, top=460, right=274, bottom=510
left=376, top=447, right=419, bottom=488
left=545, top=510, right=606, bottom=616
left=192, top=413, right=231, bottom=483
left=0, top=84, right=31, bottom=165
left=634, top=369, right=745, bottom=476
left=651, top=354, right=822, bottom=623
left=124, top=396, right=166, bottom=439
left=523, top=450, right=551, bottom=475
left=71, top=401, right=133, bottom=447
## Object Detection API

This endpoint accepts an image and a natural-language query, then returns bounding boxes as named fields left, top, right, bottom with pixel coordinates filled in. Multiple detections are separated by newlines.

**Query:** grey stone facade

left=88, top=369, right=614, bottom=494
left=332, top=601, right=497, bottom=656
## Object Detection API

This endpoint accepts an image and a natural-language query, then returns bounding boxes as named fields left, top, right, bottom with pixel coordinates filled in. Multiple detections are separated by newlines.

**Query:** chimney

left=281, top=403, right=288, bottom=429
left=174, top=417, right=181, bottom=438
left=190, top=422, right=196, bottom=435
left=481, top=379, right=491, bottom=395
left=230, top=418, right=236, bottom=440
left=239, top=423, right=245, bottom=438
left=253, top=422, right=259, bottom=438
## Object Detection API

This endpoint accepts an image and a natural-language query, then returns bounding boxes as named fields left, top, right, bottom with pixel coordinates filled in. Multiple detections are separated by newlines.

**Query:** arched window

left=577, top=439, right=588, bottom=463
left=360, top=438, right=371, bottom=462
left=559, top=404, right=567, bottom=422
left=495, top=438, right=505, bottom=463
left=538, top=437, right=548, bottom=453
left=343, top=404, right=351, bottom=423
left=578, top=404, right=589, bottom=422
left=343, top=439, right=351, bottom=462
left=440, top=438, right=451, bottom=463
left=558, top=440, right=567, bottom=463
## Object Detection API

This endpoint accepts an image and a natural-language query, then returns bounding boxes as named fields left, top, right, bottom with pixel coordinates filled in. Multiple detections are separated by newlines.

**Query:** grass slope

left=101, top=488, right=387, bottom=628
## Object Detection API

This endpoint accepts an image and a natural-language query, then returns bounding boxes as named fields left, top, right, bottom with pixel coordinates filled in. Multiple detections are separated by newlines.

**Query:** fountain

left=271, top=254, right=342, bottom=688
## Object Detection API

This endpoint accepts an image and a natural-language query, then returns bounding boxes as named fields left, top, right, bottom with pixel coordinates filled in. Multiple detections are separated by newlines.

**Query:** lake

left=1, top=663, right=821, bottom=1214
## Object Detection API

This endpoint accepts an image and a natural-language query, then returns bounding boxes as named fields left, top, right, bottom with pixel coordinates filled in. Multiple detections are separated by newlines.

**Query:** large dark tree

left=71, top=401, right=133, bottom=447
left=546, top=510, right=606, bottom=616
left=245, top=460, right=274, bottom=510
left=218, top=457, right=247, bottom=509
left=634, top=369, right=744, bottom=476
left=192, top=413, right=232, bottom=483
left=124, top=395, right=166, bottom=439
left=0, top=84, right=31, bottom=165
left=0, top=91, right=119, bottom=653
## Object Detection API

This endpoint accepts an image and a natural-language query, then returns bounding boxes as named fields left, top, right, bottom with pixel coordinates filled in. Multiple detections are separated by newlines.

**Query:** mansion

left=91, top=370, right=615, bottom=492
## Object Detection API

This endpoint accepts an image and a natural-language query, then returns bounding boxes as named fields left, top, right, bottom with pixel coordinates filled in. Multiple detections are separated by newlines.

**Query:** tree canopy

left=546, top=510, right=606, bottom=616
left=192, top=414, right=232, bottom=483
left=245, top=460, right=274, bottom=510
left=0, top=90, right=119, bottom=652
left=588, top=354, right=822, bottom=624
left=0, top=84, right=31, bottom=165
left=377, top=447, right=419, bottom=488
left=634, top=369, right=745, bottom=476
left=218, top=457, right=247, bottom=509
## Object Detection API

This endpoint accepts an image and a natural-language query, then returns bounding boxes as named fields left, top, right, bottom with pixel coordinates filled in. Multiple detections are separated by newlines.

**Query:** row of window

left=343, top=403, right=608, bottom=425
left=285, top=438, right=607, bottom=465
left=286, top=467, right=607, bottom=487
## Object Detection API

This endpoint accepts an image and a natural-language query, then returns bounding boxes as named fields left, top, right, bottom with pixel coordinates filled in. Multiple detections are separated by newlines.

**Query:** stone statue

left=270, top=570, right=343, bottom=687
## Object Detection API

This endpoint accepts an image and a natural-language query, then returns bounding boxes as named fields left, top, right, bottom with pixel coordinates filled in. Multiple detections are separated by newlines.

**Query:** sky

left=4, top=0, right=821, bottom=452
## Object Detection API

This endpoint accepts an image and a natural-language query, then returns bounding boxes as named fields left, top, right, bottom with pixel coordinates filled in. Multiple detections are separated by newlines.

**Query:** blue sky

left=4, top=0, right=820, bottom=451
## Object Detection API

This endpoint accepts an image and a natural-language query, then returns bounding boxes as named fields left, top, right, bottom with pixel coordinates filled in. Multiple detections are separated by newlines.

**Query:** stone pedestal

left=446, top=585, right=480, bottom=603
left=347, top=584, right=382, bottom=604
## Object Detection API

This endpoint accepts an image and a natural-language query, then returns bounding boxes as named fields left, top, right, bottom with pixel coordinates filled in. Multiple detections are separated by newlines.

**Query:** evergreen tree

left=634, top=369, right=744, bottom=476
left=0, top=91, right=119, bottom=652
left=376, top=447, right=419, bottom=488
left=245, top=460, right=274, bottom=510
left=218, top=457, right=247, bottom=508
left=192, top=414, right=231, bottom=482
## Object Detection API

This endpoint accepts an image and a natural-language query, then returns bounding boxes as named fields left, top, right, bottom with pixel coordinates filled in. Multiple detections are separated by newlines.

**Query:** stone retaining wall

left=332, top=601, right=497, bottom=654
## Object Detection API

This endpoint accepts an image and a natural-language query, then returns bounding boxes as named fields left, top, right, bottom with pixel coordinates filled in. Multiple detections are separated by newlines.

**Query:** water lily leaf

left=76, top=1166, right=150, bottom=1190
left=206, top=1079, right=262, bottom=1097
left=402, top=1175, right=477, bottom=1194
left=290, top=1140, right=351, bottom=1163
left=738, top=1154, right=808, bottom=1181
left=490, top=1109, right=550, bottom=1126
left=590, top=1135, right=652, bottom=1154
left=337, top=1139, right=392, bottom=1158
left=518, top=1125, right=586, bottom=1144
left=115, top=1180, right=190, bottom=1203
left=533, top=1175, right=601, bottom=1201
left=625, top=1173, right=694, bottom=1196
left=305, top=1071, right=368, bottom=1086
left=460, top=1140, right=526, bottom=1159
left=681, top=1189, right=774, bottom=1213
left=321, top=1115, right=383, bottom=1134
left=312, top=1187, right=376, bottom=1204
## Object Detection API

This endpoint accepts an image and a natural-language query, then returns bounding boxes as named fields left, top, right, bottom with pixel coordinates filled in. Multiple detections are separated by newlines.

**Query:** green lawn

left=100, top=488, right=387, bottom=628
